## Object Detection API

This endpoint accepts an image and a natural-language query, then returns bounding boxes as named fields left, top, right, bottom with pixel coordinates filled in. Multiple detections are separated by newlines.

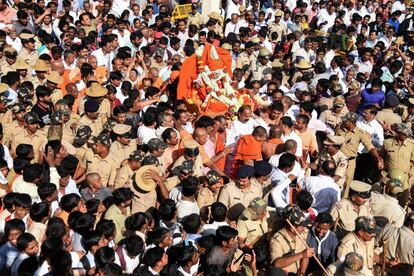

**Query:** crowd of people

left=0, top=0, right=412, bottom=275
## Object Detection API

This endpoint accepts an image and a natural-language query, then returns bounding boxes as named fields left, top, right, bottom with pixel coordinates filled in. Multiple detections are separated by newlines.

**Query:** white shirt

left=317, top=9, right=336, bottom=32
left=6, top=37, right=21, bottom=52
left=137, top=126, right=157, bottom=144
left=282, top=131, right=303, bottom=157
left=57, top=178, right=81, bottom=201
left=113, top=29, right=131, bottom=48
left=354, top=58, right=373, bottom=75
left=114, top=246, right=140, bottom=273
left=356, top=118, right=384, bottom=153
left=201, top=221, right=229, bottom=236
left=225, top=21, right=242, bottom=36
left=176, top=199, right=200, bottom=219
left=300, top=174, right=340, bottom=213
left=232, top=118, right=259, bottom=137
left=91, top=48, right=111, bottom=67
left=269, top=168, right=292, bottom=208
left=292, top=48, right=315, bottom=63
left=269, top=153, right=304, bottom=183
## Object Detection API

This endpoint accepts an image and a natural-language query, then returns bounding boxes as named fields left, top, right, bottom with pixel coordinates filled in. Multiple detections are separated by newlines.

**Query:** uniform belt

left=347, top=157, right=356, bottom=161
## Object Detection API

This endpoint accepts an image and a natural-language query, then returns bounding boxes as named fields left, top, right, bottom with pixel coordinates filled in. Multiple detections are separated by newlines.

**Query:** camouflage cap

left=343, top=252, right=364, bottom=272
left=242, top=197, right=267, bottom=220
left=206, top=170, right=222, bottom=185
left=142, top=155, right=160, bottom=166
left=103, top=120, right=117, bottom=133
left=147, top=138, right=168, bottom=151
left=55, top=100, right=71, bottom=116
left=24, top=111, right=40, bottom=124
left=94, top=133, right=112, bottom=148
left=129, top=150, right=146, bottom=162
left=341, top=112, right=358, bottom=122
left=393, top=123, right=412, bottom=137
left=11, top=103, right=25, bottom=114
left=258, top=47, right=271, bottom=57
left=386, top=178, right=404, bottom=195
left=154, top=48, right=165, bottom=57
left=355, top=216, right=380, bottom=234
left=50, top=111, right=63, bottom=125
left=283, top=205, right=308, bottom=227
left=172, top=160, right=194, bottom=176
left=17, top=86, right=32, bottom=101
left=0, top=94, right=11, bottom=104
left=330, top=83, right=343, bottom=94
left=74, top=125, right=92, bottom=145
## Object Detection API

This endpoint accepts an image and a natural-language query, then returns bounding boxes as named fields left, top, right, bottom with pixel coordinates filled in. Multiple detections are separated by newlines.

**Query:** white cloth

left=356, top=118, right=384, bottom=153
left=114, top=246, right=140, bottom=273
left=201, top=221, right=229, bottom=236
left=281, top=131, right=303, bottom=157
left=137, top=126, right=157, bottom=144
left=91, top=48, right=111, bottom=67
left=317, top=9, right=336, bottom=32
left=269, top=168, right=292, bottom=208
left=269, top=153, right=304, bottom=183
left=232, top=118, right=259, bottom=137
left=300, top=175, right=341, bottom=213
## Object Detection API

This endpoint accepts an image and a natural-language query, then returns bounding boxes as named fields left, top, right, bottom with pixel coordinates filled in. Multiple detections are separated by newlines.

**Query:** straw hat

left=0, top=83, right=9, bottom=94
left=296, top=59, right=312, bottom=69
left=134, top=165, right=160, bottom=192
left=46, top=71, right=63, bottom=84
left=271, top=59, right=284, bottom=68
left=34, top=60, right=50, bottom=72
left=209, top=11, right=221, bottom=21
left=13, top=58, right=30, bottom=70
left=86, top=82, right=108, bottom=97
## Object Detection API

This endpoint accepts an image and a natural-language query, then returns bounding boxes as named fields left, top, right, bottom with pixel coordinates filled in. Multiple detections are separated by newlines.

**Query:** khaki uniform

left=218, top=181, right=262, bottom=208
left=76, top=115, right=104, bottom=137
left=382, top=138, right=414, bottom=189
left=250, top=60, right=272, bottom=82
left=0, top=59, right=14, bottom=75
left=268, top=23, right=286, bottom=43
left=81, top=151, right=118, bottom=187
left=51, top=89, right=63, bottom=105
left=11, top=130, right=47, bottom=162
left=326, top=261, right=373, bottom=276
left=319, top=109, right=345, bottom=130
left=3, top=120, right=24, bottom=148
left=330, top=198, right=373, bottom=239
left=99, top=99, right=111, bottom=124
left=164, top=175, right=180, bottom=191
left=237, top=217, right=268, bottom=245
left=110, top=141, right=137, bottom=165
left=378, top=225, right=414, bottom=266
left=337, top=126, right=374, bottom=195
left=31, top=76, right=46, bottom=89
left=269, top=228, right=308, bottom=273
left=62, top=118, right=78, bottom=145
left=316, top=150, right=348, bottom=189
left=104, top=204, right=130, bottom=244
left=236, top=51, right=257, bottom=69
left=188, top=12, right=204, bottom=27
left=214, top=24, right=224, bottom=38
left=114, top=163, right=134, bottom=189
left=131, top=187, right=157, bottom=214
left=149, top=59, right=168, bottom=73
left=370, top=192, right=405, bottom=227
left=197, top=186, right=218, bottom=210
left=251, top=177, right=272, bottom=198
left=0, top=110, right=12, bottom=126
left=75, top=145, right=90, bottom=163
left=19, top=48, right=39, bottom=67
left=376, top=109, right=402, bottom=126
left=337, top=232, right=375, bottom=271
left=173, top=155, right=204, bottom=177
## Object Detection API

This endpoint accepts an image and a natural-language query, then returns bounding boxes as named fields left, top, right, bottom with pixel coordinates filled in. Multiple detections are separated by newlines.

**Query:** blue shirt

left=386, top=19, right=400, bottom=33
left=357, top=89, right=385, bottom=115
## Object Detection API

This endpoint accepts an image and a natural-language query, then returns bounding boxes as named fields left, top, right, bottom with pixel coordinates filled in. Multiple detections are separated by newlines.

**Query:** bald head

left=86, top=173, right=100, bottom=186
left=51, top=60, right=64, bottom=75
left=284, top=139, right=297, bottom=154
left=193, top=127, right=208, bottom=145
left=269, top=125, right=282, bottom=139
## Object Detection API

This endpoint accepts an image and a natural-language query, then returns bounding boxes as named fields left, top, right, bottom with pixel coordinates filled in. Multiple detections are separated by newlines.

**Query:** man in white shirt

left=232, top=105, right=259, bottom=138
left=356, top=105, right=384, bottom=153
left=225, top=13, right=242, bottom=36
left=317, top=4, right=337, bottom=32
left=281, top=116, right=303, bottom=158
left=300, top=160, right=341, bottom=213
left=270, top=153, right=297, bottom=209
left=292, top=38, right=315, bottom=63
left=137, top=112, right=157, bottom=144
left=91, top=35, right=113, bottom=68
left=354, top=48, right=373, bottom=75
left=201, top=202, right=229, bottom=236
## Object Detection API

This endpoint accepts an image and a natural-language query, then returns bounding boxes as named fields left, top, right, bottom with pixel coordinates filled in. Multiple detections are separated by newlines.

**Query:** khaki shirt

left=337, top=232, right=374, bottom=270
left=76, top=115, right=104, bottom=137
left=104, top=204, right=130, bottom=243
left=338, top=126, right=374, bottom=158
left=81, top=151, right=118, bottom=186
left=268, top=23, right=286, bottom=43
left=11, top=129, right=47, bottom=162
left=218, top=181, right=262, bottom=208
left=269, top=227, right=308, bottom=273
left=51, top=89, right=63, bottom=105
left=319, top=109, right=343, bottom=130
left=172, top=155, right=204, bottom=177
left=130, top=187, right=157, bottom=214
left=188, top=12, right=204, bottom=27
left=237, top=217, right=268, bottom=245
left=114, top=163, right=134, bottom=189
left=19, top=48, right=39, bottom=67
left=3, top=120, right=24, bottom=148
left=110, top=140, right=137, bottom=166
left=370, top=192, right=405, bottom=227
left=236, top=51, right=257, bottom=69
left=376, top=109, right=402, bottom=126
left=75, top=145, right=90, bottom=162
left=330, top=198, right=373, bottom=239
left=326, top=261, right=373, bottom=276
left=0, top=110, right=12, bottom=126
left=250, top=60, right=272, bottom=82
left=0, top=59, right=14, bottom=75
left=316, top=150, right=348, bottom=187
left=378, top=225, right=414, bottom=265
left=382, top=138, right=414, bottom=173
left=197, top=186, right=218, bottom=210
left=31, top=76, right=46, bottom=90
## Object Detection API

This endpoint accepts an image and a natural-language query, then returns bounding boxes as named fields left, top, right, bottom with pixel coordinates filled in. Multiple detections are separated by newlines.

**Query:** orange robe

left=234, top=135, right=263, bottom=161
left=215, top=132, right=226, bottom=172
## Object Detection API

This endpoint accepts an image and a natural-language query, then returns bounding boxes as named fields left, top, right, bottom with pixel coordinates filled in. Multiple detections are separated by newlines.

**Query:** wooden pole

left=382, top=240, right=388, bottom=276
left=285, top=219, right=329, bottom=275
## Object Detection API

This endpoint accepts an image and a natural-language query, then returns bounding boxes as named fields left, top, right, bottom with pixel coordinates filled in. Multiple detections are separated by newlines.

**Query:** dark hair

left=22, top=163, right=43, bottom=183
left=99, top=263, right=122, bottom=276
left=14, top=193, right=32, bottom=209
left=181, top=177, right=199, bottom=197
left=82, top=230, right=102, bottom=251
left=278, top=153, right=296, bottom=170
left=143, top=246, right=165, bottom=267
left=315, top=212, right=333, bottom=225
left=296, top=114, right=310, bottom=125
left=194, top=116, right=215, bottom=128
left=37, top=182, right=57, bottom=201
left=5, top=219, right=25, bottom=237
left=143, top=111, right=157, bottom=127
left=215, top=226, right=238, bottom=246
left=113, top=105, right=128, bottom=116
left=161, top=128, right=176, bottom=142
left=60, top=193, right=81, bottom=212
left=96, top=219, right=116, bottom=240
left=3, top=192, right=17, bottom=210
left=18, top=255, right=39, bottom=276
left=125, top=212, right=148, bottom=233
left=211, top=202, right=227, bottom=222
left=86, top=199, right=100, bottom=214
left=16, top=232, right=36, bottom=251
left=49, top=249, right=72, bottom=275
left=68, top=212, right=94, bottom=235
left=36, top=85, right=52, bottom=99
left=45, top=217, right=66, bottom=239
left=30, top=202, right=49, bottom=222
left=41, top=237, right=64, bottom=260
left=95, top=246, right=115, bottom=269
left=15, top=144, right=33, bottom=159
left=300, top=101, right=314, bottom=114
left=112, top=187, right=133, bottom=205
left=147, top=227, right=170, bottom=246
left=321, top=160, right=336, bottom=176
left=123, top=235, right=144, bottom=256
left=296, top=190, right=313, bottom=210
left=181, top=214, right=201, bottom=234
left=158, top=199, right=177, bottom=221
left=280, top=116, right=293, bottom=127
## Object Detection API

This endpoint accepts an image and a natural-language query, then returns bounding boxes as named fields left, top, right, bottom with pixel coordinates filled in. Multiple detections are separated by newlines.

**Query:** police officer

left=218, top=165, right=262, bottom=209
left=172, top=140, right=204, bottom=177
left=0, top=83, right=12, bottom=126
left=45, top=71, right=64, bottom=104
left=18, top=33, right=39, bottom=68
left=377, top=211, right=414, bottom=275
left=337, top=112, right=383, bottom=197
left=74, top=133, right=118, bottom=189
left=330, top=180, right=373, bottom=239
left=79, top=82, right=111, bottom=123
left=188, top=3, right=203, bottom=28
left=32, top=60, right=49, bottom=89
left=73, top=125, right=93, bottom=162
left=326, top=252, right=373, bottom=276
left=236, top=41, right=257, bottom=70
left=319, top=97, right=348, bottom=131
left=268, top=10, right=286, bottom=43
left=3, top=103, right=25, bottom=148
left=269, top=205, right=313, bottom=275
left=0, top=48, right=18, bottom=75
left=114, top=150, right=145, bottom=189
left=337, top=216, right=379, bottom=272
left=110, top=123, right=137, bottom=166
left=382, top=123, right=414, bottom=206
left=147, top=138, right=168, bottom=174
left=250, top=48, right=272, bottom=83
left=252, top=160, right=272, bottom=197
left=311, top=135, right=348, bottom=190
left=77, top=100, right=104, bottom=137
left=197, top=169, right=223, bottom=220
